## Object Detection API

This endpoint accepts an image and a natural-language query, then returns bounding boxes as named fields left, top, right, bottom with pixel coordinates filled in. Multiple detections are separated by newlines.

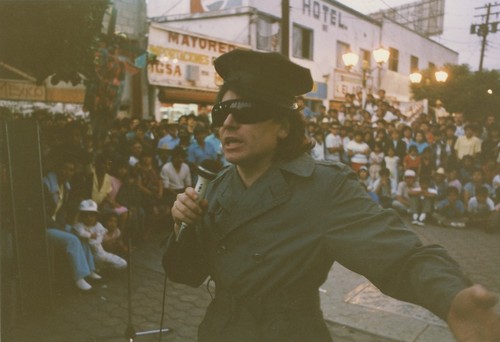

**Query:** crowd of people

left=301, top=92, right=499, bottom=231
left=5, top=109, right=224, bottom=291
left=2, top=88, right=498, bottom=291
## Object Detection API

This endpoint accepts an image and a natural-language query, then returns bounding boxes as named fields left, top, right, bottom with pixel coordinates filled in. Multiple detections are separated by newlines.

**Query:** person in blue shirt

left=187, top=124, right=219, bottom=168
left=157, top=123, right=180, bottom=151
left=409, top=130, right=430, bottom=154
left=433, top=186, right=467, bottom=228
left=205, top=126, right=229, bottom=166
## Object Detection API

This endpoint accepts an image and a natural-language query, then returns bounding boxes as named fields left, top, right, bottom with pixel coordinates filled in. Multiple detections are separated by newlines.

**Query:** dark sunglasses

left=211, top=99, right=276, bottom=127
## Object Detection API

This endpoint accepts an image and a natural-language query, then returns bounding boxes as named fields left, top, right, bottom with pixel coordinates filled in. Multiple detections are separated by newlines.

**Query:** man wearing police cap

left=165, top=49, right=500, bottom=341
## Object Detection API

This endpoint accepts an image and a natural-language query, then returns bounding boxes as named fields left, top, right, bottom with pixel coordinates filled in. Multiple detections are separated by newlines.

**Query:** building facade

left=148, top=0, right=458, bottom=115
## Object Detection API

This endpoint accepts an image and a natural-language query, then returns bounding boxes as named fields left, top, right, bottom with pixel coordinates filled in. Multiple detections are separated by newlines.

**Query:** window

left=410, top=55, right=419, bottom=72
left=292, top=24, right=313, bottom=59
left=388, top=47, right=399, bottom=72
left=257, top=16, right=281, bottom=52
left=336, top=41, right=350, bottom=68
left=361, top=49, right=372, bottom=69
left=428, top=62, right=436, bottom=70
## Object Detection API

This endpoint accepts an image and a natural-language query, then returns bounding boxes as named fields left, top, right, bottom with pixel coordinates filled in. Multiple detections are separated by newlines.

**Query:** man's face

left=131, top=143, right=143, bottom=157
left=448, top=192, right=458, bottom=203
left=81, top=212, right=98, bottom=226
left=219, top=90, right=288, bottom=169
left=465, top=128, right=473, bottom=138
left=195, top=131, right=208, bottom=144
left=59, top=162, right=76, bottom=183
left=168, top=127, right=178, bottom=137
left=472, top=171, right=483, bottom=183
left=330, top=125, right=340, bottom=135
left=454, top=113, right=464, bottom=125
left=131, top=119, right=140, bottom=129
left=405, top=176, right=415, bottom=186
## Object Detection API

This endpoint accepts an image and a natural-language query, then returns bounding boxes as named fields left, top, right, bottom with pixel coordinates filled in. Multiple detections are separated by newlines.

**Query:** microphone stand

left=92, top=214, right=171, bottom=341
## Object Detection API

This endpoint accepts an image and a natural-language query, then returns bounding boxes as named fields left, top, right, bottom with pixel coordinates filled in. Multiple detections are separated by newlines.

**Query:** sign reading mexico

left=148, top=25, right=248, bottom=91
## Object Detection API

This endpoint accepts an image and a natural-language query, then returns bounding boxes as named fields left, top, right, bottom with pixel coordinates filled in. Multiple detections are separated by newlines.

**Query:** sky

left=335, top=0, right=500, bottom=71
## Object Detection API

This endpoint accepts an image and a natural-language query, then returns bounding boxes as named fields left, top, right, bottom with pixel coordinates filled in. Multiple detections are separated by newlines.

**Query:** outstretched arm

left=447, top=284, right=500, bottom=342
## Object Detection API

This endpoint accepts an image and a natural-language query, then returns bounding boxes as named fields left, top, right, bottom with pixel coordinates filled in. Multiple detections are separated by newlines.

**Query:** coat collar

left=209, top=153, right=315, bottom=241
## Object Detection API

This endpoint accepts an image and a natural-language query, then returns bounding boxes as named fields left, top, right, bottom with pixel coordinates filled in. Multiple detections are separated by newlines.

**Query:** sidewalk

left=7, top=220, right=500, bottom=342
left=321, top=218, right=500, bottom=342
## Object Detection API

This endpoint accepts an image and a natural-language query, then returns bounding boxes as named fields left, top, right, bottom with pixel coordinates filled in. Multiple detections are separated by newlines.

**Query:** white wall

left=380, top=18, right=458, bottom=102
left=287, top=0, right=380, bottom=102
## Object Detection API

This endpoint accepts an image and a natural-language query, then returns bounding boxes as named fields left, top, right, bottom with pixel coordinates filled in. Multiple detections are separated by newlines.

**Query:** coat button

left=252, top=253, right=265, bottom=263
left=216, top=245, right=227, bottom=255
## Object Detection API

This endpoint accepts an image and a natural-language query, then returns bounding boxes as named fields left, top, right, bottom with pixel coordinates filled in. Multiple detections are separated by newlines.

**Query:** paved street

left=6, top=217, right=500, bottom=342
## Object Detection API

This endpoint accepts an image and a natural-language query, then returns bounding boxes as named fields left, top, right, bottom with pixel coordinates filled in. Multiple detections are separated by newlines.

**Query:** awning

left=158, top=87, right=217, bottom=105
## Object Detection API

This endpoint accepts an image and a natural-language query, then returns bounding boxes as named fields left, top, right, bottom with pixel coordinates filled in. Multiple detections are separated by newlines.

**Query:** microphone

left=176, top=160, right=220, bottom=242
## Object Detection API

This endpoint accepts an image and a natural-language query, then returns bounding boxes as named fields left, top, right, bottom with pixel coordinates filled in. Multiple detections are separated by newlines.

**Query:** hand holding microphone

left=172, top=161, right=220, bottom=242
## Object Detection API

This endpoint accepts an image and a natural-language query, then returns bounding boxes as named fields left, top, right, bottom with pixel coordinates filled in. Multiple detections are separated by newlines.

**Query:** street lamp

left=373, top=47, right=390, bottom=65
left=435, top=70, right=448, bottom=83
left=342, top=47, right=390, bottom=105
left=409, top=70, right=448, bottom=84
left=409, top=72, right=423, bottom=84
left=341, top=51, right=359, bottom=70
left=342, top=47, right=389, bottom=86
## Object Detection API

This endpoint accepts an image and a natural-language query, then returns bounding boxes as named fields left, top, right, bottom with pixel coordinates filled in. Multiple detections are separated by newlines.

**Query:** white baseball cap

left=404, top=169, right=416, bottom=177
left=436, top=167, right=445, bottom=175
left=79, top=199, right=98, bottom=212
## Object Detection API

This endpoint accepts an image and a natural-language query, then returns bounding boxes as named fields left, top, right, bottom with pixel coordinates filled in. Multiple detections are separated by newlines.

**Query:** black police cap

left=214, top=49, right=313, bottom=109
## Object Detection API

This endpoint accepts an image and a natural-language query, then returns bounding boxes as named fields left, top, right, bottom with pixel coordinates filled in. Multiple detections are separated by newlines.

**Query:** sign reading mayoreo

left=148, top=25, right=249, bottom=91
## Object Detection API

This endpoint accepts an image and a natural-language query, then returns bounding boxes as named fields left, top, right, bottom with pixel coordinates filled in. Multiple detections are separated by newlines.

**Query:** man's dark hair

left=379, top=168, right=390, bottom=177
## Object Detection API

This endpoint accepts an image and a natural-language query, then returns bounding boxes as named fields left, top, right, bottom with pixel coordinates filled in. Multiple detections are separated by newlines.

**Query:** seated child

left=101, top=212, right=129, bottom=256
left=432, top=186, right=467, bottom=228
left=372, top=168, right=393, bottom=209
left=73, top=200, right=127, bottom=270
left=358, top=166, right=373, bottom=191
left=467, top=186, right=495, bottom=229
left=409, top=176, right=437, bottom=226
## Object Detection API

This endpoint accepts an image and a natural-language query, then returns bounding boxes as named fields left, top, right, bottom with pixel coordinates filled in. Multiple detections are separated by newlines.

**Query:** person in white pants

left=73, top=199, right=127, bottom=270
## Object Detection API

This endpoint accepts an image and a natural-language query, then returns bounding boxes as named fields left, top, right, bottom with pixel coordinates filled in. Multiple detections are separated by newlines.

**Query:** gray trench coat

left=163, top=153, right=470, bottom=341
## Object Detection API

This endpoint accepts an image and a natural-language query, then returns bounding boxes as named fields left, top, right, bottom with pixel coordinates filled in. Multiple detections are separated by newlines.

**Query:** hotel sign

left=302, top=0, right=348, bottom=30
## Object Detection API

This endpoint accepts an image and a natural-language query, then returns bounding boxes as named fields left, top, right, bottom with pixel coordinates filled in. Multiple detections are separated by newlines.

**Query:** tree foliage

left=410, top=64, right=500, bottom=122
left=0, top=0, right=110, bottom=85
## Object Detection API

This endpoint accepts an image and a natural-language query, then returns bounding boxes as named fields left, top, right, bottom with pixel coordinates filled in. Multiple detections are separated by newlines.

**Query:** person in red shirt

left=403, top=145, right=421, bottom=173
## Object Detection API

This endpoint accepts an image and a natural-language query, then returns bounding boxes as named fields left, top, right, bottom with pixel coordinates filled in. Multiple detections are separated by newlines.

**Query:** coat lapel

left=210, top=154, right=315, bottom=242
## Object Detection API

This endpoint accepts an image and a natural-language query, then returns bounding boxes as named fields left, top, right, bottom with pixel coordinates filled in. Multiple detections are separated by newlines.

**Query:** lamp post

left=409, top=70, right=448, bottom=84
left=342, top=47, right=390, bottom=106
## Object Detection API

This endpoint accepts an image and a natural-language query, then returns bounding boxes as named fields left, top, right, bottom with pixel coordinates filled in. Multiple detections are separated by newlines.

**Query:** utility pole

left=281, top=0, right=289, bottom=58
left=471, top=2, right=500, bottom=72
